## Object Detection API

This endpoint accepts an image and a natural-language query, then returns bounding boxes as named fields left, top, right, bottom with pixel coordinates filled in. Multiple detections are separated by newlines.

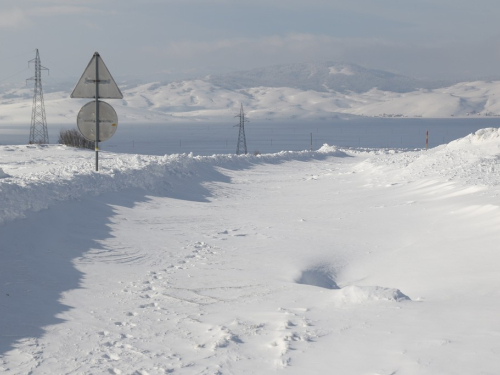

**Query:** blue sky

left=1, top=0, right=499, bottom=85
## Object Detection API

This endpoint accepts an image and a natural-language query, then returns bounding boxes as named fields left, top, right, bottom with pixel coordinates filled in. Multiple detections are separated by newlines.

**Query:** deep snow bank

left=0, top=168, right=9, bottom=179
left=353, top=127, right=500, bottom=188
left=0, top=145, right=343, bottom=225
left=448, top=127, right=500, bottom=147
left=2, top=126, right=499, bottom=226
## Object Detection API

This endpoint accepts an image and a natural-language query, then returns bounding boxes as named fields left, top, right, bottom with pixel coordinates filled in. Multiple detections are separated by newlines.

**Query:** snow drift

left=0, top=145, right=344, bottom=226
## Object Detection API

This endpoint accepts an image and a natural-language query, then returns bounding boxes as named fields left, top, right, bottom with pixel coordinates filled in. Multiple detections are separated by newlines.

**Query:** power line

left=0, top=50, right=35, bottom=63
left=41, top=56, right=75, bottom=80
left=0, top=67, right=31, bottom=84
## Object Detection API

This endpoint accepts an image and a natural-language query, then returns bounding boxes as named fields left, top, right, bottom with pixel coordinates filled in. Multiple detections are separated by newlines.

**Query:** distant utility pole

left=236, top=104, right=248, bottom=155
left=27, top=49, right=49, bottom=144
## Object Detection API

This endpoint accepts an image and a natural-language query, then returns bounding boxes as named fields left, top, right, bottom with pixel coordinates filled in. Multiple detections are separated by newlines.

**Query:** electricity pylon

left=27, top=49, right=49, bottom=144
left=236, top=104, right=248, bottom=155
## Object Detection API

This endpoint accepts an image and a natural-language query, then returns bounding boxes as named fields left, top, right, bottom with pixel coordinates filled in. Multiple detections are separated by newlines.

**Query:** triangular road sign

left=71, top=52, right=123, bottom=99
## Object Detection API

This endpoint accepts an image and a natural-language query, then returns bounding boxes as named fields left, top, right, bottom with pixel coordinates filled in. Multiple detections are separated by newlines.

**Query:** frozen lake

left=2, top=117, right=499, bottom=155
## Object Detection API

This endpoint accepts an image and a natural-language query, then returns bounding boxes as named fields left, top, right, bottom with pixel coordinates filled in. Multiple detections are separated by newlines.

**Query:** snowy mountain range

left=207, top=62, right=448, bottom=93
left=1, top=62, right=500, bottom=124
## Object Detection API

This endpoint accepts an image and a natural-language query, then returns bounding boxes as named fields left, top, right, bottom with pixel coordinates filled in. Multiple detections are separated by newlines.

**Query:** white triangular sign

left=71, top=52, right=123, bottom=99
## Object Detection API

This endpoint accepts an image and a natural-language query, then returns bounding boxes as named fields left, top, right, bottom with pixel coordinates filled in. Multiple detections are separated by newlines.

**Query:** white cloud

left=153, top=33, right=400, bottom=61
left=140, top=33, right=500, bottom=80
left=0, top=3, right=112, bottom=30
left=31, top=5, right=107, bottom=16
left=1, top=0, right=499, bottom=81
left=0, top=8, right=28, bottom=29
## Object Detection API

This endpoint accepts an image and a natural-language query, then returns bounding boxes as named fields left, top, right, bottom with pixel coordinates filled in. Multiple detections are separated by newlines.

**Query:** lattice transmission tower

left=235, top=104, right=249, bottom=155
left=27, top=49, right=49, bottom=144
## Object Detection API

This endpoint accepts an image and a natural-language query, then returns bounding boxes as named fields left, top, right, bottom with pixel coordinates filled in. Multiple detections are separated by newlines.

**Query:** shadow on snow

left=0, top=151, right=345, bottom=356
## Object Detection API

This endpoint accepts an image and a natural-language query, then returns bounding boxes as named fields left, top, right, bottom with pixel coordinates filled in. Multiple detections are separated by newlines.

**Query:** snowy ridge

left=0, top=145, right=343, bottom=226
left=2, top=127, right=499, bottom=227
left=2, top=76, right=500, bottom=126
left=206, top=62, right=440, bottom=93
left=451, top=126, right=500, bottom=145
left=356, top=127, right=500, bottom=188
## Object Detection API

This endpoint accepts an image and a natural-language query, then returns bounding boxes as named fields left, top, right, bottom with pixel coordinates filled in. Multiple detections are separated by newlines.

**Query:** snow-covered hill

left=1, top=62, right=500, bottom=125
left=1, top=128, right=499, bottom=374
left=207, top=62, right=446, bottom=93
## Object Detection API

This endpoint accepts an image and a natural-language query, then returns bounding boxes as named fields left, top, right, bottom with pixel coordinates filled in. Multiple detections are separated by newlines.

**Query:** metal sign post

left=71, top=52, right=123, bottom=171
left=95, top=54, right=100, bottom=171
left=77, top=101, right=117, bottom=142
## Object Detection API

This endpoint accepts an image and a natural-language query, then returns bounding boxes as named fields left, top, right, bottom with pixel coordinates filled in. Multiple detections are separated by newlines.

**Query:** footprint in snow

left=103, top=353, right=120, bottom=361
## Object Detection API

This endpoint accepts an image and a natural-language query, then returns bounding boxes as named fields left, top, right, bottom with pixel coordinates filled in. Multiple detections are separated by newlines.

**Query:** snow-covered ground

left=1, top=127, right=499, bottom=374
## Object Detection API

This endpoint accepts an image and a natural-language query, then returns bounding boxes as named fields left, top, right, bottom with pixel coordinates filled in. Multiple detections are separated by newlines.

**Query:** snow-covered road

left=1, top=129, right=499, bottom=374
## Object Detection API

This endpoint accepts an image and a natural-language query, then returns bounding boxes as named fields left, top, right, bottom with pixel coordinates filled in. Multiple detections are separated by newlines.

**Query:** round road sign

left=77, top=100, right=118, bottom=142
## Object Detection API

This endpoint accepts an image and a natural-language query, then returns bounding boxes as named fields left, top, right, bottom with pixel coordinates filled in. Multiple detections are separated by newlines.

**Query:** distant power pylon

left=236, top=104, right=248, bottom=155
left=27, top=49, right=49, bottom=144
